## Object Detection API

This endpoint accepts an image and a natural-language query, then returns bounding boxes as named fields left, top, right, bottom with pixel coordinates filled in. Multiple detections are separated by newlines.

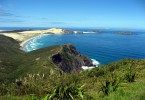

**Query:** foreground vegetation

left=0, top=35, right=145, bottom=99
left=0, top=59, right=145, bottom=100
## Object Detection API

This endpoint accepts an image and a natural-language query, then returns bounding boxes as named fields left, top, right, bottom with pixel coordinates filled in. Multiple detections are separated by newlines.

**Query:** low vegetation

left=100, top=73, right=121, bottom=96
left=0, top=59, right=145, bottom=100
left=0, top=35, right=145, bottom=99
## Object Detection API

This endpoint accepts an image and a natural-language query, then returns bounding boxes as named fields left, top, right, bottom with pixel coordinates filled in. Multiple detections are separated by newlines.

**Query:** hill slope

left=0, top=35, right=145, bottom=100
left=0, top=35, right=93, bottom=81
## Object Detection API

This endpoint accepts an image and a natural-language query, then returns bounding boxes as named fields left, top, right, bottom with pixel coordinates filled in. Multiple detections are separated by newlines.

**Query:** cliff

left=0, top=35, right=93, bottom=81
left=51, top=44, right=93, bottom=73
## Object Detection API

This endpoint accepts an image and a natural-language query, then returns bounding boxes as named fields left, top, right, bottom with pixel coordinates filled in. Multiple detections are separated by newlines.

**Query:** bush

left=86, top=67, right=106, bottom=77
left=124, top=65, right=136, bottom=82
left=0, top=83, right=8, bottom=95
left=47, top=73, right=86, bottom=100
left=100, top=73, right=121, bottom=95
left=48, top=83, right=85, bottom=100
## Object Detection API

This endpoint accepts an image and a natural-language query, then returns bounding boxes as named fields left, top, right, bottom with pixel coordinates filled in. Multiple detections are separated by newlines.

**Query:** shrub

left=100, top=73, right=121, bottom=95
left=48, top=83, right=85, bottom=100
left=3, top=73, right=51, bottom=97
left=86, top=68, right=105, bottom=77
left=124, top=65, right=136, bottom=82
left=47, top=74, right=86, bottom=100
left=0, top=83, right=8, bottom=95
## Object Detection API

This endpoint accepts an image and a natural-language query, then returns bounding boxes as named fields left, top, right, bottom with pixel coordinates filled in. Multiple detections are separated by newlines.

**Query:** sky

left=0, top=0, right=145, bottom=29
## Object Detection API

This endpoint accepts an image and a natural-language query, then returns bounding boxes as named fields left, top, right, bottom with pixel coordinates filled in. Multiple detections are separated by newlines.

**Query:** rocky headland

left=0, top=35, right=95, bottom=80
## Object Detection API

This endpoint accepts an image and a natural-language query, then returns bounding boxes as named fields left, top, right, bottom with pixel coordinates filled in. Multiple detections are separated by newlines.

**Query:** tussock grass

left=0, top=58, right=145, bottom=100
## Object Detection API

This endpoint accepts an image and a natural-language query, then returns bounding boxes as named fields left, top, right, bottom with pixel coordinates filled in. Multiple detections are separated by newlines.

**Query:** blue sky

left=0, top=0, right=145, bottom=29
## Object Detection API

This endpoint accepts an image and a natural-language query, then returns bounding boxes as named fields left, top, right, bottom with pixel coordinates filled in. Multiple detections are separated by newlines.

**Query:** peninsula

left=2, top=28, right=101, bottom=47
left=2, top=28, right=76, bottom=47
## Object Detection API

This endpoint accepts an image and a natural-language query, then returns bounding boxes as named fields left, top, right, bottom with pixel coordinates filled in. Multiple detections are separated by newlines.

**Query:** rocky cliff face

left=51, top=44, right=93, bottom=73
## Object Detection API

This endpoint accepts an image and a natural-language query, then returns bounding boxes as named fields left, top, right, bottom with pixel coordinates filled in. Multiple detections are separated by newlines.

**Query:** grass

left=100, top=73, right=121, bottom=95
left=48, top=83, right=85, bottom=100
left=124, top=65, right=136, bottom=82
left=1, top=58, right=145, bottom=99
left=0, top=35, right=145, bottom=99
left=103, top=78, right=145, bottom=100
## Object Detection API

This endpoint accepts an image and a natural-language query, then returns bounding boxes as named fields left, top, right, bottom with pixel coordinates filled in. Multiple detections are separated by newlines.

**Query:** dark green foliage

left=124, top=65, right=136, bottom=82
left=0, top=35, right=23, bottom=54
left=0, top=35, right=25, bottom=81
left=100, top=73, right=121, bottom=95
left=0, top=59, right=145, bottom=99
left=49, top=84, right=85, bottom=100
left=86, top=68, right=105, bottom=77
left=0, top=83, right=8, bottom=95
left=48, top=73, right=85, bottom=100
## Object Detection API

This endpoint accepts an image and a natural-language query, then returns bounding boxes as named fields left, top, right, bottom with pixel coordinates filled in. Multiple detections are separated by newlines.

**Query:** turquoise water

left=24, top=30, right=145, bottom=65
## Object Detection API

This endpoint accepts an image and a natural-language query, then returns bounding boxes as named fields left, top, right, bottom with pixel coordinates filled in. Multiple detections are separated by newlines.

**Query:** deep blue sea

left=1, top=27, right=145, bottom=65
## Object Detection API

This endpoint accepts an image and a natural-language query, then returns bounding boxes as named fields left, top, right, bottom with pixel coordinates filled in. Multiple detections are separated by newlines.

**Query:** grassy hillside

left=0, top=35, right=93, bottom=81
left=0, top=35, right=145, bottom=100
left=0, top=35, right=65, bottom=80
left=0, top=35, right=25, bottom=81
left=0, top=59, right=145, bottom=100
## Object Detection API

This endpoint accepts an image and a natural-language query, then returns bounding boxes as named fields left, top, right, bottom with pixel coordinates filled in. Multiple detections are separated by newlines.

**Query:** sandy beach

left=3, top=32, right=44, bottom=49
left=1, top=28, right=78, bottom=50
left=19, top=34, right=46, bottom=50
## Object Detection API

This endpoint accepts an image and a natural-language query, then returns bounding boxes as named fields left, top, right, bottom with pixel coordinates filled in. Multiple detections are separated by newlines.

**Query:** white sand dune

left=2, top=28, right=80, bottom=48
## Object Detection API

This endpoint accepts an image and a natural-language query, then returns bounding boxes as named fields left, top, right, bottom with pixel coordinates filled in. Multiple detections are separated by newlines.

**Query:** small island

left=114, top=31, right=133, bottom=35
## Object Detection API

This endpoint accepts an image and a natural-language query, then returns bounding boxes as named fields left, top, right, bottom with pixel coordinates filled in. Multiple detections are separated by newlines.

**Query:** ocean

left=1, top=27, right=145, bottom=65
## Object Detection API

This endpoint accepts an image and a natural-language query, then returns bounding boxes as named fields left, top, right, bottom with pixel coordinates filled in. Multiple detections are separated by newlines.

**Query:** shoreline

left=20, top=34, right=47, bottom=51
left=1, top=28, right=103, bottom=51
left=2, top=32, right=49, bottom=51
left=1, top=28, right=77, bottom=51
left=1, top=27, right=108, bottom=52
left=20, top=34, right=50, bottom=51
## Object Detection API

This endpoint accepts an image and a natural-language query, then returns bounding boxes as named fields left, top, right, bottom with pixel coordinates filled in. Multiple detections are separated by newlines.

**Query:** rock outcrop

left=51, top=44, right=93, bottom=73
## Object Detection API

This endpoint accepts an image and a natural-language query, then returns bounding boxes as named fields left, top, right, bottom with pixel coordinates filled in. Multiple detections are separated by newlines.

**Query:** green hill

left=0, top=35, right=145, bottom=100
left=0, top=35, right=93, bottom=81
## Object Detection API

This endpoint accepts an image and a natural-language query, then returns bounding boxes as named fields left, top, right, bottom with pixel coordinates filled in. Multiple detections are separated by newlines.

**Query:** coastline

left=0, top=28, right=103, bottom=50
left=19, top=35, right=39, bottom=50
left=2, top=30, right=101, bottom=67
left=2, top=32, right=48, bottom=51
left=20, top=34, right=44, bottom=50
left=1, top=28, right=103, bottom=51
left=1, top=28, right=76, bottom=51
left=20, top=34, right=50, bottom=51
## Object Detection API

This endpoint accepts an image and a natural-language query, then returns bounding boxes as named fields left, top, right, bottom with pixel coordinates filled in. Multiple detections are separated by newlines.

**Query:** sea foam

left=82, top=59, right=100, bottom=70
left=91, top=59, right=100, bottom=66
left=23, top=34, right=50, bottom=52
left=83, top=32, right=96, bottom=33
